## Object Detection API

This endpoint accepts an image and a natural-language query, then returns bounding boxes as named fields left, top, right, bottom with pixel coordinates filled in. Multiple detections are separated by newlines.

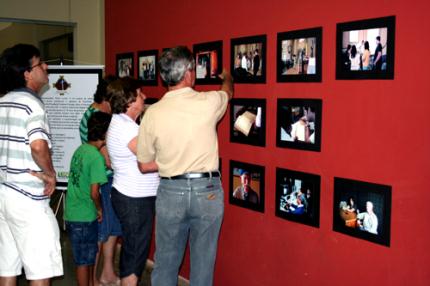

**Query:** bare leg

left=76, top=265, right=90, bottom=286
left=120, top=274, right=138, bottom=286
left=29, top=278, right=50, bottom=286
left=0, top=276, right=17, bottom=286
left=99, top=236, right=119, bottom=284
left=93, top=242, right=102, bottom=285
left=89, top=265, right=95, bottom=286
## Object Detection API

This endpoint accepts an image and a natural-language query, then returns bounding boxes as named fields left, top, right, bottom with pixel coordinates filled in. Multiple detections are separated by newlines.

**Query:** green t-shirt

left=64, top=143, right=107, bottom=222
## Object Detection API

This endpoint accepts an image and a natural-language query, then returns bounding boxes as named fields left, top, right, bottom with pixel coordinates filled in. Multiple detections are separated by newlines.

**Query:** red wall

left=105, top=0, right=430, bottom=285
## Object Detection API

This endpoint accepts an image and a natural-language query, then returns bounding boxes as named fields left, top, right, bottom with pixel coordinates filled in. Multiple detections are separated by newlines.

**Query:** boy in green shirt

left=65, top=112, right=112, bottom=286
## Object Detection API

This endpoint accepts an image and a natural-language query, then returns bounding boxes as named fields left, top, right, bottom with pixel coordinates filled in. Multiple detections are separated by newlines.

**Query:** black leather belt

left=161, top=171, right=220, bottom=180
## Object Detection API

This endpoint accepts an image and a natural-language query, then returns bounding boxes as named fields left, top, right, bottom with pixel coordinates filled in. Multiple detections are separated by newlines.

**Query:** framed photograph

left=229, top=160, right=265, bottom=213
left=230, top=98, right=266, bottom=147
left=336, top=15, right=395, bottom=80
left=193, top=40, right=222, bottom=85
left=230, top=35, right=266, bottom=83
left=333, top=177, right=391, bottom=246
left=116, top=52, right=134, bottom=78
left=277, top=27, right=322, bottom=82
left=137, top=50, right=158, bottom=86
left=276, top=98, right=322, bottom=152
left=275, top=168, right=320, bottom=228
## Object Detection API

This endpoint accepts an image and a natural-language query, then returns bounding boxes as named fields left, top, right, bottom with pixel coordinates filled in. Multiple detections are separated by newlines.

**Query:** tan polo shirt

left=137, top=87, right=228, bottom=177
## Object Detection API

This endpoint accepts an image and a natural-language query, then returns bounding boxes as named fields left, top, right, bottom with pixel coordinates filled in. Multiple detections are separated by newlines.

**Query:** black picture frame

left=193, top=40, right=223, bottom=85
left=116, top=52, right=134, bottom=78
left=230, top=98, right=266, bottom=147
left=275, top=168, right=320, bottom=228
left=230, top=34, right=266, bottom=83
left=276, top=98, right=322, bottom=152
left=229, top=160, right=265, bottom=213
left=336, top=15, right=396, bottom=80
left=333, top=177, right=391, bottom=247
left=277, top=27, right=322, bottom=82
left=137, top=50, right=158, bottom=86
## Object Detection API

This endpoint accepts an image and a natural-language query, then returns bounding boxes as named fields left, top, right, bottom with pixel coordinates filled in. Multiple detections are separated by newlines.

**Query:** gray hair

left=159, top=46, right=195, bottom=86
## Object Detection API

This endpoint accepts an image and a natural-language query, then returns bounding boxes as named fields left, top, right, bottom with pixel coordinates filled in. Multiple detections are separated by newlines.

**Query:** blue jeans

left=111, top=187, right=155, bottom=278
left=151, top=177, right=224, bottom=286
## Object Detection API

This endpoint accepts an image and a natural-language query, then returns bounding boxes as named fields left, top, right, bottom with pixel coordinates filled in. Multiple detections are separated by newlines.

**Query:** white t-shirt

left=107, top=113, right=159, bottom=197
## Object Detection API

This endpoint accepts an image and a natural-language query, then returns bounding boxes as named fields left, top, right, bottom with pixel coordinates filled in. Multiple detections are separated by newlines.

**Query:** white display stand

left=43, top=65, right=103, bottom=228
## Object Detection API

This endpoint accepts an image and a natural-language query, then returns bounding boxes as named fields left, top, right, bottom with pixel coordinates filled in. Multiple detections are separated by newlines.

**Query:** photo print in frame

left=116, top=52, right=134, bottom=78
left=137, top=49, right=158, bottom=86
left=275, top=167, right=320, bottom=228
left=276, top=98, right=322, bottom=152
left=277, top=27, right=322, bottom=82
left=336, top=15, right=395, bottom=80
left=229, top=160, right=265, bottom=213
left=230, top=34, right=266, bottom=83
left=193, top=40, right=223, bottom=85
left=333, top=177, right=391, bottom=246
left=230, top=98, right=266, bottom=147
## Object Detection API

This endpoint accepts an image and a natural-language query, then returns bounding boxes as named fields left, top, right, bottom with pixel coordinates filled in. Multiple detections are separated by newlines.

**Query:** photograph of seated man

left=275, top=168, right=320, bottom=227
left=341, top=27, right=388, bottom=72
left=333, top=177, right=391, bottom=246
left=232, top=169, right=259, bottom=204
left=279, top=105, right=316, bottom=144
left=230, top=161, right=265, bottom=213
left=279, top=178, right=310, bottom=216
left=339, top=199, right=379, bottom=234
left=280, top=37, right=316, bottom=75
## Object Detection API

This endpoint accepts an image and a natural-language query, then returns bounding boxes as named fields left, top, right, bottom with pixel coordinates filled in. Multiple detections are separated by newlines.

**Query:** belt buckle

left=188, top=173, right=203, bottom=179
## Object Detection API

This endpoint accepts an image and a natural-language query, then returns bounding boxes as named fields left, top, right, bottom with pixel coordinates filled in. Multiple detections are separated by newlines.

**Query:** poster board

left=43, top=65, right=103, bottom=186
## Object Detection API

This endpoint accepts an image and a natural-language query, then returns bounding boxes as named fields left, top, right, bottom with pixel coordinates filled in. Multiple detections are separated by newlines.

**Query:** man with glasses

left=0, top=44, right=63, bottom=286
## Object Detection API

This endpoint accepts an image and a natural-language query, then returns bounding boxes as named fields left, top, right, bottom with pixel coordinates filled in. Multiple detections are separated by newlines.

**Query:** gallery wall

left=105, top=0, right=430, bottom=285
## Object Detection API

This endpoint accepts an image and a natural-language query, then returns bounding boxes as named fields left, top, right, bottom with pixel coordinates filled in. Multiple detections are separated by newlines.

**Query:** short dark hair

left=108, top=77, right=143, bottom=114
left=93, top=75, right=118, bottom=103
left=159, top=46, right=195, bottom=86
left=376, top=36, right=381, bottom=41
left=0, top=44, right=41, bottom=94
left=87, top=111, right=112, bottom=142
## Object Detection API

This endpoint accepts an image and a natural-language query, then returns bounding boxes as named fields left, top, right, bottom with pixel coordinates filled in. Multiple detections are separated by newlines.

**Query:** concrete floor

left=17, top=231, right=152, bottom=285
left=17, top=229, right=188, bottom=285
left=18, top=231, right=189, bottom=286
left=16, top=191, right=188, bottom=286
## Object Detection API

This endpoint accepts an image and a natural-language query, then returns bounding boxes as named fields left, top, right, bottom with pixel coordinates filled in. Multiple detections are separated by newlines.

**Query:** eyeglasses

left=29, top=61, right=45, bottom=71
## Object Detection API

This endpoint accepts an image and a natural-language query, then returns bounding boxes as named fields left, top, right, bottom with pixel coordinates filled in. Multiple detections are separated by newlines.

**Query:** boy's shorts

left=66, top=220, right=98, bottom=266
left=0, top=186, right=63, bottom=280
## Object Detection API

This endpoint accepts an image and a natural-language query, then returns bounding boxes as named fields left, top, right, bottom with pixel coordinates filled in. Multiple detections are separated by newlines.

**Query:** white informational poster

left=43, top=66, right=103, bottom=184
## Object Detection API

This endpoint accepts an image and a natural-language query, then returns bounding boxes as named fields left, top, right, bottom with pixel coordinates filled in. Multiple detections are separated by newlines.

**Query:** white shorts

left=0, top=185, right=63, bottom=280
